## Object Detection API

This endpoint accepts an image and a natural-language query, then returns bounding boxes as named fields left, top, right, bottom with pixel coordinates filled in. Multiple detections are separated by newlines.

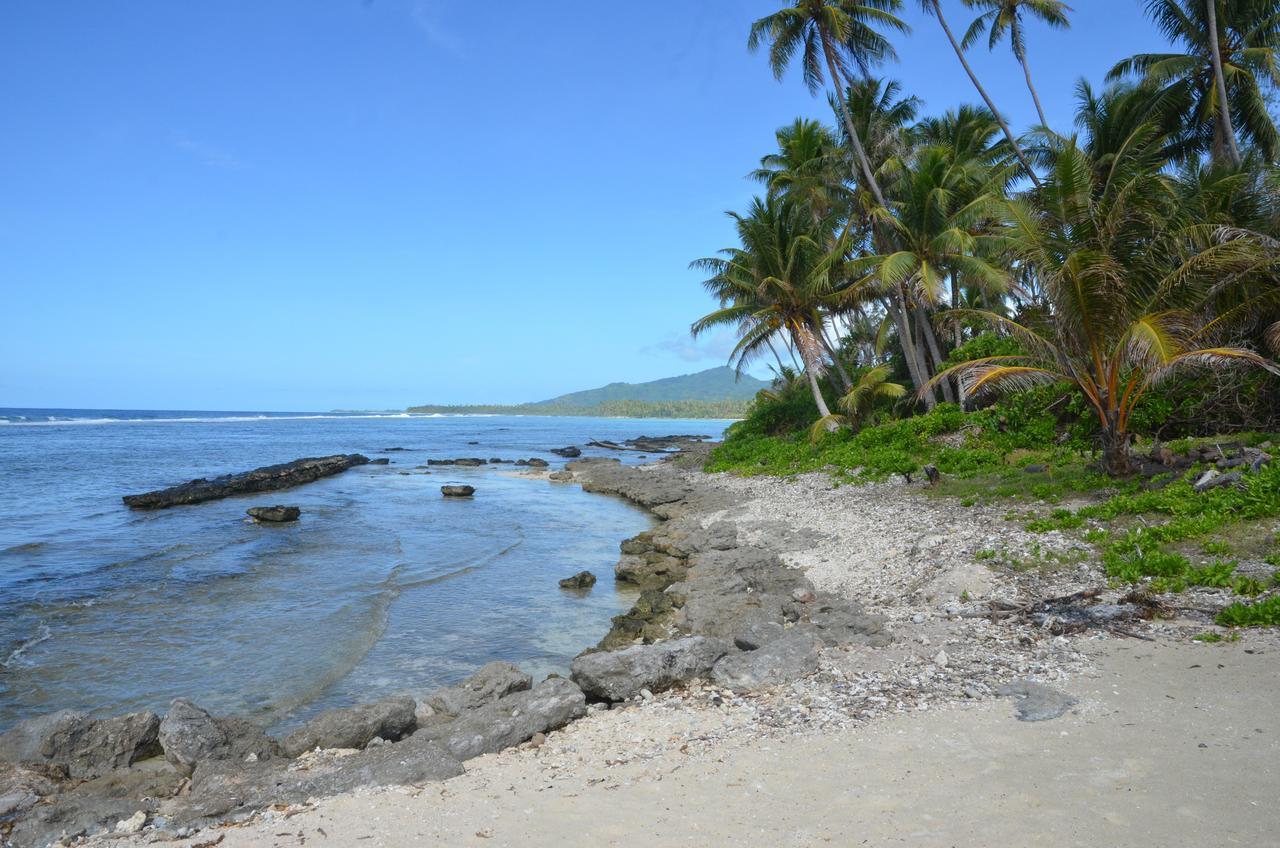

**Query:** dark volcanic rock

left=453, top=458, right=486, bottom=467
left=368, top=457, right=391, bottom=465
left=157, top=699, right=278, bottom=773
left=570, top=636, right=731, bottom=701
left=550, top=446, right=581, bottom=458
left=441, top=485, right=476, bottom=497
left=280, top=695, right=417, bottom=757
left=122, top=455, right=369, bottom=509
left=414, top=678, right=586, bottom=761
left=246, top=505, right=300, bottom=523
left=0, top=709, right=161, bottom=780
left=558, top=571, right=597, bottom=590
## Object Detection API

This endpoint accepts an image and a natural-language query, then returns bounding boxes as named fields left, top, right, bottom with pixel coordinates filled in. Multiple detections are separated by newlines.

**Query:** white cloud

left=642, top=330, right=736, bottom=363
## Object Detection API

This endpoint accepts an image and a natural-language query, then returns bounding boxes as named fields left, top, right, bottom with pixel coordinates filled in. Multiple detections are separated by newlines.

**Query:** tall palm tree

left=961, top=0, right=1073, bottom=129
left=918, top=0, right=1043, bottom=186
left=1109, top=0, right=1280, bottom=163
left=751, top=118, right=851, bottom=220
left=928, top=131, right=1278, bottom=475
left=691, top=196, right=851, bottom=422
left=749, top=1, right=911, bottom=208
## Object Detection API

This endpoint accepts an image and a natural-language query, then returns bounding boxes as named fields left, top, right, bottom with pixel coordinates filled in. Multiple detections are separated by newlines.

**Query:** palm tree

left=810, top=363, right=906, bottom=440
left=962, top=0, right=1073, bottom=129
left=918, top=0, right=1043, bottom=187
left=849, top=142, right=1012, bottom=400
left=751, top=118, right=851, bottom=220
left=927, top=132, right=1278, bottom=475
left=749, top=1, right=911, bottom=209
left=1108, top=0, right=1280, bottom=164
left=691, top=196, right=850, bottom=422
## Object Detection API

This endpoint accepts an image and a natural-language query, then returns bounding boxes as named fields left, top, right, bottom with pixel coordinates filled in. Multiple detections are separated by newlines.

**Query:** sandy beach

left=63, top=453, right=1280, bottom=848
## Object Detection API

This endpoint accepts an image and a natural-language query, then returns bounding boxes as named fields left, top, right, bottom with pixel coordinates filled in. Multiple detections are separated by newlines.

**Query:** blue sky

left=1, top=0, right=1169, bottom=410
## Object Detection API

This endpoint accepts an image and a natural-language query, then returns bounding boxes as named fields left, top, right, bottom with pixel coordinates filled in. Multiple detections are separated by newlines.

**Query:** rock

left=280, top=695, right=416, bottom=758
left=933, top=649, right=949, bottom=668
left=245, top=505, right=300, bottom=523
left=615, top=551, right=688, bottom=588
left=922, top=464, right=940, bottom=485
left=558, top=571, right=597, bottom=590
left=368, top=457, right=391, bottom=465
left=115, top=810, right=147, bottom=834
left=158, top=699, right=278, bottom=773
left=414, top=678, right=585, bottom=761
left=1195, top=469, right=1242, bottom=493
left=805, top=598, right=892, bottom=648
left=597, top=589, right=676, bottom=649
left=732, top=621, right=786, bottom=651
left=426, top=459, right=456, bottom=466
left=526, top=458, right=549, bottom=468
left=0, top=709, right=161, bottom=780
left=382, top=447, right=409, bottom=452
left=548, top=471, right=574, bottom=482
left=441, top=485, right=476, bottom=497
left=550, top=447, right=581, bottom=458
left=177, top=734, right=462, bottom=824
left=995, top=680, right=1076, bottom=721
left=710, top=631, right=820, bottom=692
left=791, top=587, right=816, bottom=603
left=1150, top=446, right=1175, bottom=466
left=122, top=455, right=370, bottom=509
left=569, top=636, right=730, bottom=701
left=422, top=662, right=532, bottom=722
left=1023, top=463, right=1047, bottom=474
left=454, top=458, right=486, bottom=467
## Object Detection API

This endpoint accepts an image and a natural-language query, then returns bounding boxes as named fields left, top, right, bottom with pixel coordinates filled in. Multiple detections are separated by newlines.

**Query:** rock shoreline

left=11, top=446, right=838, bottom=846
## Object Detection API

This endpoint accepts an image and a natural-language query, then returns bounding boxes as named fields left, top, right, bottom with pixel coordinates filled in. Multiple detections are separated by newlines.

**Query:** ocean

left=0, top=409, right=731, bottom=732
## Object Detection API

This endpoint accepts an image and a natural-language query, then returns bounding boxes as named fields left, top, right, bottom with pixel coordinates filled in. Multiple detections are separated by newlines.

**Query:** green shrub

left=1216, top=594, right=1280, bottom=627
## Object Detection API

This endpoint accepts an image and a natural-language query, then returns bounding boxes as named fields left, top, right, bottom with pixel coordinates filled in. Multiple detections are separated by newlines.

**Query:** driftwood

left=953, top=587, right=1169, bottom=639
left=587, top=439, right=679, bottom=453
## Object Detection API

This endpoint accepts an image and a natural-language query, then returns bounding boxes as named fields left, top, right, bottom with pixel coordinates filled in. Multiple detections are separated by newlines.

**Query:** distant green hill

left=407, top=367, right=767, bottom=418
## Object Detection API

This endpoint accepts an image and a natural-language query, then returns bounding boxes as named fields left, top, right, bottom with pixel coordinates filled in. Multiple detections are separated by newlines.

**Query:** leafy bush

left=1217, top=594, right=1280, bottom=627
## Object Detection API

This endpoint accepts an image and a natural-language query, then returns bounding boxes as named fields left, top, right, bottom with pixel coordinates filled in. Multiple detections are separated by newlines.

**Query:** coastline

left=7, top=447, right=1280, bottom=846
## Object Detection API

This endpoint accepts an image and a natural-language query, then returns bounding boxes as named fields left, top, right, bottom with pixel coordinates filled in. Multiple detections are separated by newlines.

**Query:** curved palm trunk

left=1205, top=0, right=1242, bottom=167
left=818, top=323, right=854, bottom=392
left=794, top=323, right=835, bottom=426
left=885, top=294, right=937, bottom=410
left=928, top=0, right=1042, bottom=189
left=821, top=41, right=889, bottom=209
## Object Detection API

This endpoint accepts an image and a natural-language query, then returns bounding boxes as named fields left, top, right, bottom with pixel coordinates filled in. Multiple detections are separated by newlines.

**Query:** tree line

left=692, top=0, right=1280, bottom=475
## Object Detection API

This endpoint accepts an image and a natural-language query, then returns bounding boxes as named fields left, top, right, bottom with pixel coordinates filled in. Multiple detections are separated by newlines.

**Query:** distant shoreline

left=405, top=400, right=751, bottom=419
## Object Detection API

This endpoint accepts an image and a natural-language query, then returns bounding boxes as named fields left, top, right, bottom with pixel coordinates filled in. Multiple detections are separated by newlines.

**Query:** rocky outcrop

left=415, top=678, right=585, bottom=761
left=0, top=710, right=161, bottom=780
left=175, top=735, right=463, bottom=825
left=246, top=505, right=300, bottom=523
left=158, top=699, right=278, bottom=773
left=550, top=446, right=581, bottom=458
left=558, top=571, right=597, bottom=590
left=280, top=696, right=416, bottom=757
left=710, top=631, right=820, bottom=692
left=418, top=661, right=532, bottom=725
left=570, top=636, right=731, bottom=701
left=122, top=455, right=369, bottom=509
left=440, top=485, right=476, bottom=497
left=597, top=589, right=676, bottom=650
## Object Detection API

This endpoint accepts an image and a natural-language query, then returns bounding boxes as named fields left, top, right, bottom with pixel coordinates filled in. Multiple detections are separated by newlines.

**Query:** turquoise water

left=0, top=411, right=729, bottom=731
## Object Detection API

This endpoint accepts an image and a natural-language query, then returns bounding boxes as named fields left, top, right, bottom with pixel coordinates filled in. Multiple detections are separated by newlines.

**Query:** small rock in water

left=558, top=571, right=597, bottom=590
left=441, top=485, right=476, bottom=498
left=246, top=505, right=301, bottom=523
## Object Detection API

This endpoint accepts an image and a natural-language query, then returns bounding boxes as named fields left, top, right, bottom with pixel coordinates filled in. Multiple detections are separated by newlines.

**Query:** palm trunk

left=1100, top=414, right=1133, bottom=476
left=818, top=324, right=854, bottom=392
left=886, top=294, right=936, bottom=410
left=794, top=325, right=835, bottom=426
left=1205, top=0, right=1242, bottom=167
left=1020, top=53, right=1049, bottom=129
left=929, top=0, right=1042, bottom=189
left=822, top=41, right=889, bottom=209
left=916, top=302, right=957, bottom=405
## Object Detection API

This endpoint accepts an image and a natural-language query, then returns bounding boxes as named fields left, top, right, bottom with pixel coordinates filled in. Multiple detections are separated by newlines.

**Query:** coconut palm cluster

left=693, top=0, right=1280, bottom=474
